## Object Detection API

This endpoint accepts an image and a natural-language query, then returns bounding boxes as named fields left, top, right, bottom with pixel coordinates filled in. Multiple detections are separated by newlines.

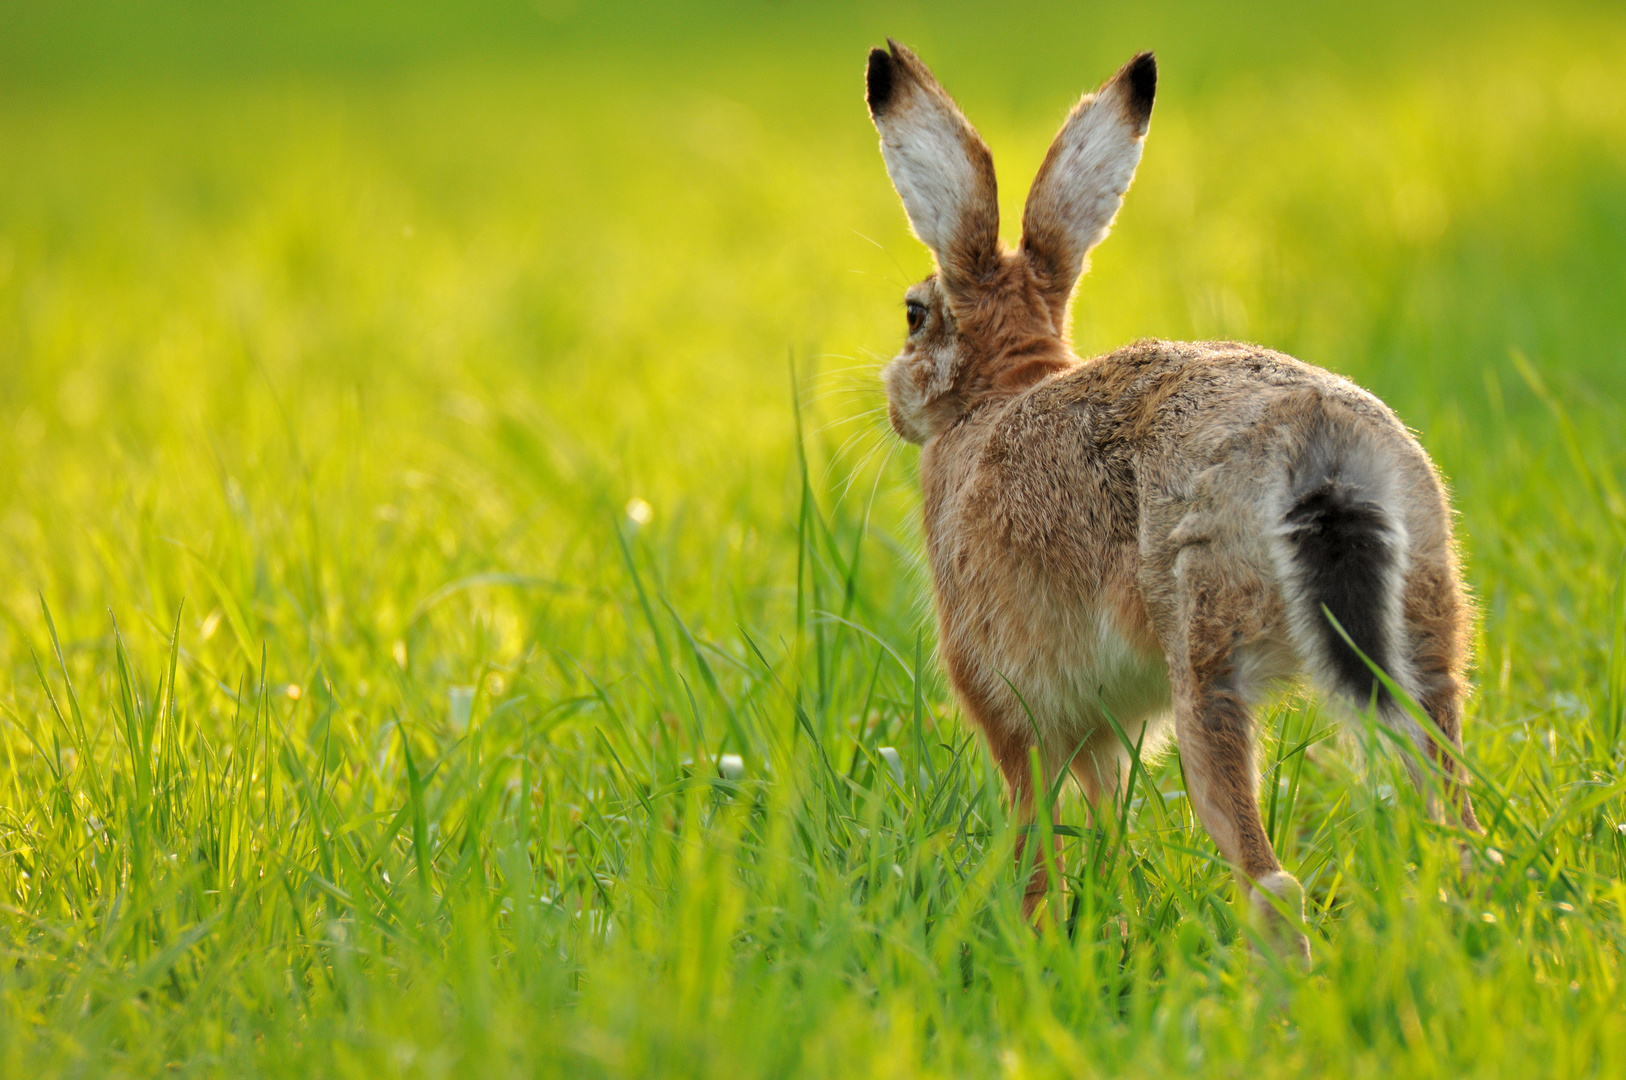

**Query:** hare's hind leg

left=1277, top=462, right=1484, bottom=851
left=1399, top=562, right=1483, bottom=835
left=1169, top=549, right=1309, bottom=960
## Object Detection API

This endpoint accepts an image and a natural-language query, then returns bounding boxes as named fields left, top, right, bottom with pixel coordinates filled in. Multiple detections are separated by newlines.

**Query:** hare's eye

left=905, top=300, right=927, bottom=335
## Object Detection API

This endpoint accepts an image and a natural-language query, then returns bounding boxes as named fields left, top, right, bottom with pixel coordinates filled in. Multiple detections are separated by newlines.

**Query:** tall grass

left=1, top=2, right=1624, bottom=1075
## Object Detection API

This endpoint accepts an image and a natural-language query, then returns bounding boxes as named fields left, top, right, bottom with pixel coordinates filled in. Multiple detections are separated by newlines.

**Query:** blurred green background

left=3, top=0, right=1623, bottom=677
left=1, top=1, right=1625, bottom=1076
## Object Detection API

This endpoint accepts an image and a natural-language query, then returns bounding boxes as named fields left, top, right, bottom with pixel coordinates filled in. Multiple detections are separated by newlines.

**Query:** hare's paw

left=1249, top=870, right=1310, bottom=964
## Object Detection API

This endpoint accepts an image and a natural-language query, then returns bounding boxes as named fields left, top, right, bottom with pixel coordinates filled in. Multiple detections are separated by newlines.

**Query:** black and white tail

left=1277, top=435, right=1413, bottom=721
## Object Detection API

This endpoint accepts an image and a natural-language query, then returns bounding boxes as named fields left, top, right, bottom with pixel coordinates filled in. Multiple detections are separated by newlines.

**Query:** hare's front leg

left=1169, top=554, right=1310, bottom=961
left=979, top=720, right=1061, bottom=921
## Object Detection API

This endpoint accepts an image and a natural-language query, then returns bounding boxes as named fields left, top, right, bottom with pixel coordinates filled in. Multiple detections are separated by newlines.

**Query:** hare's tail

left=1274, top=430, right=1411, bottom=714
left=1273, top=421, right=1480, bottom=822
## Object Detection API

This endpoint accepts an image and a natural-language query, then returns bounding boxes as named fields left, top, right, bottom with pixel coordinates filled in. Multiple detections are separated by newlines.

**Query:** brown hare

left=865, top=41, right=1481, bottom=957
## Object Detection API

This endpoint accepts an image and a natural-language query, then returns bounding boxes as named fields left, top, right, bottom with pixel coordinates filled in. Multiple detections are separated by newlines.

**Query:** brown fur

left=867, top=44, right=1481, bottom=955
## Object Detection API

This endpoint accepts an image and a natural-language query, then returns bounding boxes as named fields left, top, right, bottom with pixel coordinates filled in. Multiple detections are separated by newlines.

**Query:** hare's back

left=1053, top=339, right=1406, bottom=450
left=1049, top=339, right=1451, bottom=559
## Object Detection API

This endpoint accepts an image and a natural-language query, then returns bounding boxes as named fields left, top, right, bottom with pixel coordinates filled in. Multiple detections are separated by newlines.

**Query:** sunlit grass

left=1, top=2, right=1624, bottom=1076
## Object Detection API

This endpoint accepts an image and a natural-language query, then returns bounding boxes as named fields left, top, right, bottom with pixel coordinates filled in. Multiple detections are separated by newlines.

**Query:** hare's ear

left=1020, top=52, right=1155, bottom=309
left=867, top=41, right=1000, bottom=293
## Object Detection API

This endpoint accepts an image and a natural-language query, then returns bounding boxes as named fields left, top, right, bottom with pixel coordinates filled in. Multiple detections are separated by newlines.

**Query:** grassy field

left=1, top=1, right=1625, bottom=1075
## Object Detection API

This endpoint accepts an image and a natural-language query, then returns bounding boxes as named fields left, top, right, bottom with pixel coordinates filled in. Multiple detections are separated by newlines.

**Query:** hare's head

left=867, top=42, right=1155, bottom=444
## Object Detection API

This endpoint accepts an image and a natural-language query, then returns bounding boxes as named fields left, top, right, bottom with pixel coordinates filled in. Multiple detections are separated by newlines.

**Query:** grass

left=1, top=1, right=1625, bottom=1075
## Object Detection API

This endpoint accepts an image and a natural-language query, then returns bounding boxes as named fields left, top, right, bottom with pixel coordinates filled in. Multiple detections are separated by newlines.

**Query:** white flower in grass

left=877, top=746, right=904, bottom=786
left=448, top=686, right=475, bottom=732
left=625, top=497, right=653, bottom=526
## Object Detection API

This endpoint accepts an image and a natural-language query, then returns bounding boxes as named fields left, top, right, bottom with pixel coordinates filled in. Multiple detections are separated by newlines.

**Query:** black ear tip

left=867, top=47, right=897, bottom=116
left=1124, top=51, right=1157, bottom=122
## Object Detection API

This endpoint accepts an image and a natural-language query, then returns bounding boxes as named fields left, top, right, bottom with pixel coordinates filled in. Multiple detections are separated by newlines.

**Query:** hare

left=865, top=41, right=1481, bottom=957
